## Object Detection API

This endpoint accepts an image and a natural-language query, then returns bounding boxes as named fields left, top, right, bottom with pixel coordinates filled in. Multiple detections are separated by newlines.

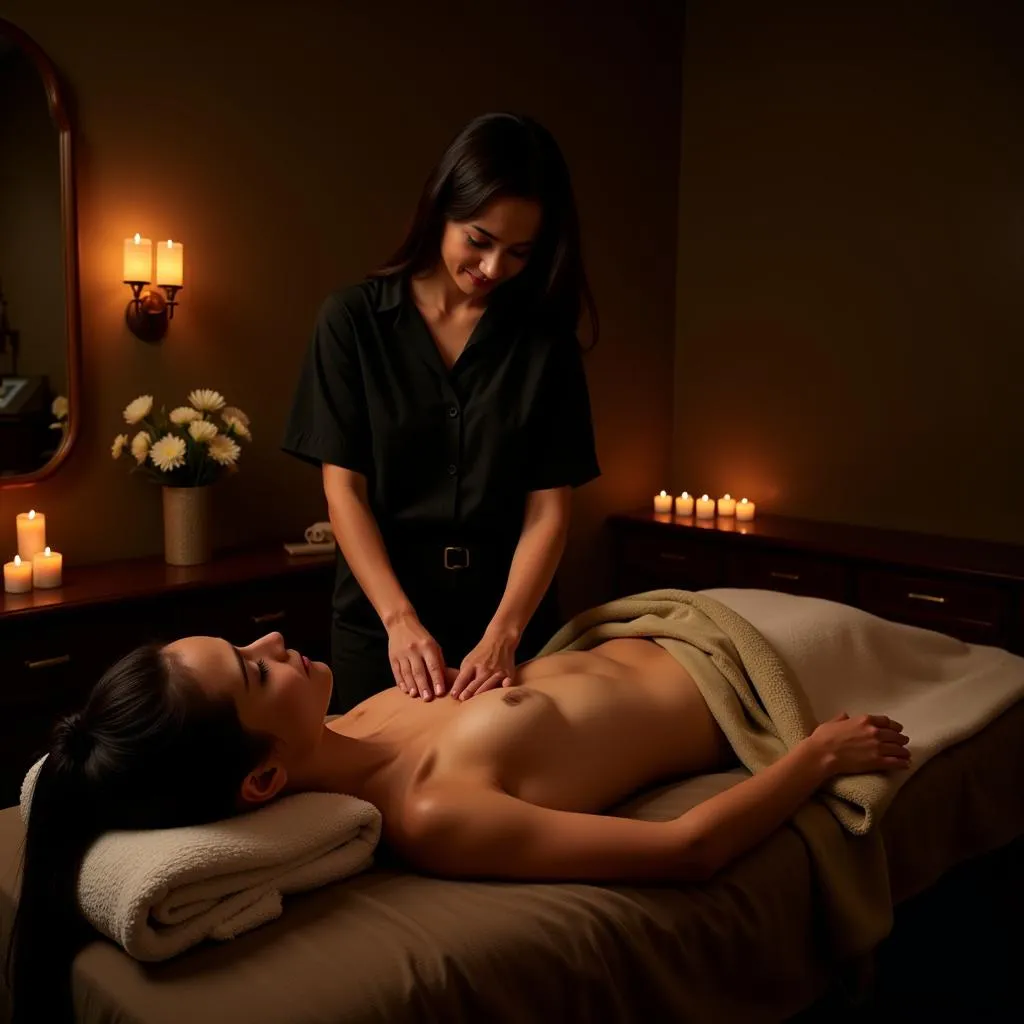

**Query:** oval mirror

left=0, top=18, right=80, bottom=483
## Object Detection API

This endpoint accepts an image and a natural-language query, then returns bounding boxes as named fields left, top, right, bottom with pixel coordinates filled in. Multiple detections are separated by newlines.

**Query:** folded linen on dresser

left=538, top=588, right=1024, bottom=956
left=20, top=756, right=382, bottom=961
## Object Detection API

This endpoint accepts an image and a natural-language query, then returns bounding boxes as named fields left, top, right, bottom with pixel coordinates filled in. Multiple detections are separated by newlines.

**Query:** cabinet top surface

left=610, top=509, right=1024, bottom=582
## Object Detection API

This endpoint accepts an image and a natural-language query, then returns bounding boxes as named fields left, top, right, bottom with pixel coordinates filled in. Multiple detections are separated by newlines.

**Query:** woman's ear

left=239, top=761, right=288, bottom=807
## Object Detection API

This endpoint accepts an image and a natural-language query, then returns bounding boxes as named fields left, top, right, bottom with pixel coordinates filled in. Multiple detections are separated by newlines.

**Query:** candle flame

left=740, top=498, right=748, bottom=503
left=723, top=494, right=731, bottom=500
left=133, top=232, right=141, bottom=244
left=659, top=490, right=667, bottom=497
left=14, top=555, right=21, bottom=566
left=28, top=509, right=35, bottom=519
left=167, top=239, right=174, bottom=247
left=44, top=546, right=51, bottom=556
left=701, top=494, right=709, bottom=500
left=680, top=491, right=689, bottom=498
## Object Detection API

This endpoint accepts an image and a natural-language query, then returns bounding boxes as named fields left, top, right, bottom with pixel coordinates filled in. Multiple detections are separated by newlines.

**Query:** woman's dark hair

left=375, top=112, right=598, bottom=347
left=4, top=644, right=273, bottom=1023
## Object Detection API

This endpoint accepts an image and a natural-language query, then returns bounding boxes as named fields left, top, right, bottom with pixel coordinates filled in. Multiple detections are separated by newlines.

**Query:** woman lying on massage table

left=7, top=629, right=910, bottom=1023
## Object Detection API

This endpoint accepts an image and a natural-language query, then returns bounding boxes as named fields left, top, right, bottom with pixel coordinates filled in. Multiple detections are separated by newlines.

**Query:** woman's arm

left=322, top=464, right=446, bottom=696
left=399, top=715, right=909, bottom=882
left=449, top=487, right=570, bottom=698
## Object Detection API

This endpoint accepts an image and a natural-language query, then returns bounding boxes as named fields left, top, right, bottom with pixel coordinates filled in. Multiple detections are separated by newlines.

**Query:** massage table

left=1, top=691, right=1021, bottom=1024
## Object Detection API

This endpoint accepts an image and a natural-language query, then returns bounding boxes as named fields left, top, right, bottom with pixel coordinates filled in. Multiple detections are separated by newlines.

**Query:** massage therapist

left=283, top=112, right=600, bottom=713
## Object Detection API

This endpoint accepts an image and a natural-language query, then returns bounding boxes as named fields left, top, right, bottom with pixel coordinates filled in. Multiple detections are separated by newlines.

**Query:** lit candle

left=674, top=491, right=694, bottom=516
left=32, top=546, right=63, bottom=589
left=717, top=493, right=737, bottom=517
left=736, top=498, right=756, bottom=521
left=653, top=490, right=673, bottom=514
left=695, top=494, right=716, bottom=519
left=16, top=509, right=46, bottom=560
left=122, top=232, right=152, bottom=282
left=3, top=555, right=32, bottom=594
left=156, top=239, right=184, bottom=287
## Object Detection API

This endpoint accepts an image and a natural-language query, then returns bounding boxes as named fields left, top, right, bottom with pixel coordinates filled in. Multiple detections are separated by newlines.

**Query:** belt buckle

left=443, top=545, right=470, bottom=570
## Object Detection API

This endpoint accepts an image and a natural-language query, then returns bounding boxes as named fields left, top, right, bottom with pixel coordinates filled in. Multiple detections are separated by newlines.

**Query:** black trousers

left=329, top=554, right=561, bottom=714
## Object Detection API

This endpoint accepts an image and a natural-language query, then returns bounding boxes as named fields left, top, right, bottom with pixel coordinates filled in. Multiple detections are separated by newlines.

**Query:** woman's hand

left=809, top=712, right=912, bottom=776
left=449, top=627, right=519, bottom=701
left=386, top=612, right=447, bottom=700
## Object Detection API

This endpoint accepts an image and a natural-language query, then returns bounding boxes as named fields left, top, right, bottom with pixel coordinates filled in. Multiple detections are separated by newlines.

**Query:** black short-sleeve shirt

left=282, top=274, right=600, bottom=622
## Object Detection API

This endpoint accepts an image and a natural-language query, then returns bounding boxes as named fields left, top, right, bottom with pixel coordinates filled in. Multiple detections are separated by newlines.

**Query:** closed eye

left=256, top=658, right=270, bottom=684
left=466, top=234, right=489, bottom=249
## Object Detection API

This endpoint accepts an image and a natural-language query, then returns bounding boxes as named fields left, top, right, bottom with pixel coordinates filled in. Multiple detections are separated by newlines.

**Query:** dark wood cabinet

left=0, top=545, right=335, bottom=808
left=609, top=510, right=1024, bottom=653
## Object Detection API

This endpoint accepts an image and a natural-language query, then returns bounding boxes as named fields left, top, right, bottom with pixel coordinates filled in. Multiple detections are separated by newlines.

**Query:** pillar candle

left=736, top=498, right=756, bottom=521
left=653, top=490, right=673, bottom=513
left=674, top=491, right=694, bottom=516
left=156, top=239, right=184, bottom=286
left=16, top=509, right=46, bottom=560
left=3, top=555, right=32, bottom=594
left=695, top=494, right=716, bottom=519
left=123, top=233, right=152, bottom=282
left=717, top=493, right=737, bottom=517
left=32, top=546, right=63, bottom=589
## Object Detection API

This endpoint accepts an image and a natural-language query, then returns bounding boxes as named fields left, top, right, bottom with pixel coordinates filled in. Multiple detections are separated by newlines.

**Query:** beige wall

left=675, top=0, right=1023, bottom=544
left=0, top=1, right=683, bottom=617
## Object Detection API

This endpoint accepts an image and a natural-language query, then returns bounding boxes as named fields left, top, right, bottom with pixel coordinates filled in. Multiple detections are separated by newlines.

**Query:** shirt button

left=448, top=405, right=459, bottom=418
left=447, top=463, right=458, bottom=476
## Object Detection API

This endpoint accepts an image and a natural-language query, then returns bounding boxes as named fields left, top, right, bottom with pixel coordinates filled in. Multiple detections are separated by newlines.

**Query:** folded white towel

left=20, top=756, right=381, bottom=961
left=304, top=520, right=334, bottom=545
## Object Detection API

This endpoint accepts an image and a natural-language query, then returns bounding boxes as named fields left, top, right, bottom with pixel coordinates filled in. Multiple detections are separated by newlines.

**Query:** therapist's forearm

left=323, top=476, right=415, bottom=627
left=489, top=490, right=570, bottom=641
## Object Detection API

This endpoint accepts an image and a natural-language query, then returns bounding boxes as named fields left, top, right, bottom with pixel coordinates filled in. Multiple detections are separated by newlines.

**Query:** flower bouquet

left=112, top=389, right=252, bottom=565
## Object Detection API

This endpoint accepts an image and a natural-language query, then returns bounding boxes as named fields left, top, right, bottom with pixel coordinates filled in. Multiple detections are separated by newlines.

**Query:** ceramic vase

left=162, top=485, right=212, bottom=566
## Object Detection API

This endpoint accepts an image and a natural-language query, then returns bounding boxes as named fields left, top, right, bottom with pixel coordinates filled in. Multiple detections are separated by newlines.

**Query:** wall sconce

left=123, top=233, right=185, bottom=342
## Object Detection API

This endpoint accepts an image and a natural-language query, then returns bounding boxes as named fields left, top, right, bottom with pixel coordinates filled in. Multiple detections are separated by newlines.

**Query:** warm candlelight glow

left=736, top=498, right=756, bottom=521
left=32, top=545, right=63, bottom=589
left=717, top=493, right=737, bottom=517
left=123, top=233, right=153, bottom=282
left=16, top=509, right=46, bottom=561
left=674, top=491, right=694, bottom=516
left=695, top=494, right=716, bottom=519
left=4, top=553, right=33, bottom=594
left=653, top=490, right=673, bottom=514
left=156, top=239, right=184, bottom=287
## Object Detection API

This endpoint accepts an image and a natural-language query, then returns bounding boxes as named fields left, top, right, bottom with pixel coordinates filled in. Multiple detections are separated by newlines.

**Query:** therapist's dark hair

left=5, top=644, right=273, bottom=1024
left=375, top=112, right=598, bottom=347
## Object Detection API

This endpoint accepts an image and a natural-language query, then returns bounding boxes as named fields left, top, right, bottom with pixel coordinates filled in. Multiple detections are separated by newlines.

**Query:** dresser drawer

left=614, top=530, right=724, bottom=595
left=856, top=568, right=1011, bottom=645
left=726, top=549, right=848, bottom=602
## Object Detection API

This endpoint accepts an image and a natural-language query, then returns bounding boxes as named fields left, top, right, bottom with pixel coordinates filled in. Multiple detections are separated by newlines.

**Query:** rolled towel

left=304, top=520, right=334, bottom=545
left=20, top=756, right=382, bottom=961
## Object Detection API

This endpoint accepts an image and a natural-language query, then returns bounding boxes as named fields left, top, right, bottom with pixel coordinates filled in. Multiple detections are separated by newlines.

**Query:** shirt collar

left=374, top=274, right=405, bottom=313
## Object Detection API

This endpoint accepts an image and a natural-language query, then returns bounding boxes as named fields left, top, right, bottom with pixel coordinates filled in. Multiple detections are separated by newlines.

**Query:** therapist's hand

left=386, top=613, right=447, bottom=700
left=449, top=627, right=519, bottom=701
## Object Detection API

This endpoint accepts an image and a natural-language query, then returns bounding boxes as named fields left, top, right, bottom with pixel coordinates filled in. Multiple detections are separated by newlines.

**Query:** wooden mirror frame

left=0, top=17, right=81, bottom=489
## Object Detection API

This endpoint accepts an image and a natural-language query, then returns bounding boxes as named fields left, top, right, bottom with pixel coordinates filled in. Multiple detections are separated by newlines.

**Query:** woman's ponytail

left=6, top=718, right=106, bottom=1023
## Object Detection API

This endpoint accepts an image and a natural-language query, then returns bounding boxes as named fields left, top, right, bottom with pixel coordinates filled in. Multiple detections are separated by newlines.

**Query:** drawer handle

left=252, top=610, right=287, bottom=625
left=769, top=571, right=801, bottom=582
left=659, top=552, right=689, bottom=563
left=25, top=654, right=72, bottom=671
left=907, top=592, right=946, bottom=605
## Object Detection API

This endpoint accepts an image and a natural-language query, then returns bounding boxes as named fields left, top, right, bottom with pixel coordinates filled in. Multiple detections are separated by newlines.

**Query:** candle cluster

left=653, top=491, right=756, bottom=522
left=3, top=510, right=63, bottom=593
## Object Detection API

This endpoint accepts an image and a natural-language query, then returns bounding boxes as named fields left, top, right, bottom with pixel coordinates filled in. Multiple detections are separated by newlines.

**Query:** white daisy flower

left=130, top=430, right=151, bottom=464
left=189, top=389, right=225, bottom=413
left=222, top=414, right=252, bottom=441
left=111, top=433, right=128, bottom=459
left=169, top=406, right=202, bottom=425
left=221, top=405, right=250, bottom=428
left=150, top=433, right=187, bottom=472
left=51, top=396, right=69, bottom=419
left=123, top=395, right=153, bottom=424
left=207, top=433, right=241, bottom=466
left=188, top=419, right=218, bottom=443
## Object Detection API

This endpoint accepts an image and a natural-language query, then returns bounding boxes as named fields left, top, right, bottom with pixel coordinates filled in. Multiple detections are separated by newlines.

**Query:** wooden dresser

left=0, top=545, right=334, bottom=808
left=609, top=510, right=1024, bottom=654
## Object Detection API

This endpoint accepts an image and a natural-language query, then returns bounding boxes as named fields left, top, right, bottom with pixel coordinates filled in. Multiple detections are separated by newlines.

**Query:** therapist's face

left=440, top=196, right=541, bottom=300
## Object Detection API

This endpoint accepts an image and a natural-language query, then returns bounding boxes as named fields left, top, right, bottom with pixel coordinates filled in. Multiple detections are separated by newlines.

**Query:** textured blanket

left=538, top=588, right=1024, bottom=955
left=20, top=757, right=382, bottom=961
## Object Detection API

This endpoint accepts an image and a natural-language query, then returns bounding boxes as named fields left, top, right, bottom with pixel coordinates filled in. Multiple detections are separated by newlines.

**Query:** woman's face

left=439, top=195, right=541, bottom=299
left=166, top=631, right=332, bottom=768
